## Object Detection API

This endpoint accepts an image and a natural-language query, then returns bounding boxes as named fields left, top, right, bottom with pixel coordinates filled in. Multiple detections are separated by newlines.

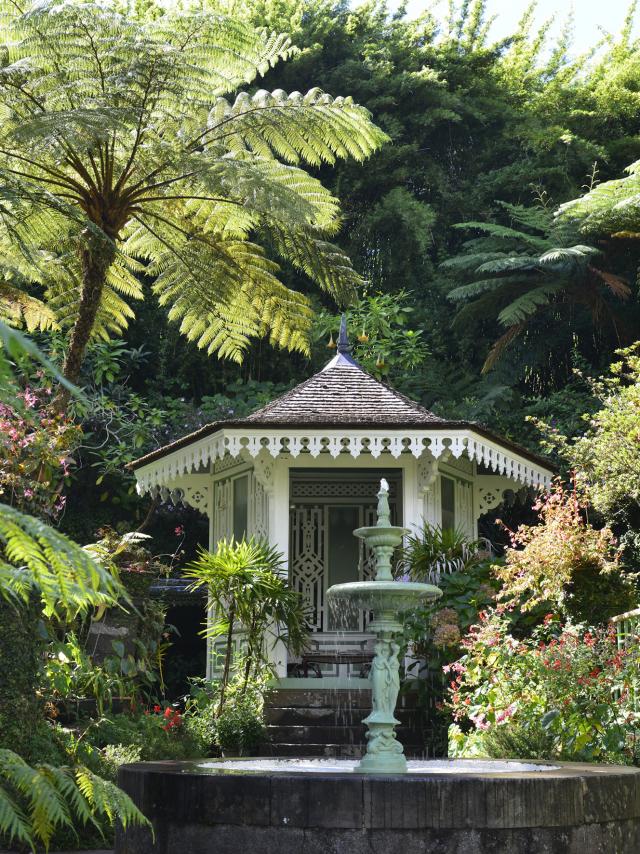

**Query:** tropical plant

left=0, top=0, right=386, bottom=400
left=0, top=749, right=148, bottom=852
left=399, top=522, right=487, bottom=583
left=558, top=158, right=640, bottom=238
left=444, top=200, right=631, bottom=378
left=183, top=538, right=308, bottom=712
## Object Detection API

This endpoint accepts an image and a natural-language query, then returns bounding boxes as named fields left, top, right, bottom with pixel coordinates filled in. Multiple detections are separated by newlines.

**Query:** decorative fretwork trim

left=134, top=427, right=552, bottom=494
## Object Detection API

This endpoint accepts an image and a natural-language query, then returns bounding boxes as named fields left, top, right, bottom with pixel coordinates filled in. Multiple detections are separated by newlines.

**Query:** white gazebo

left=130, top=321, right=553, bottom=682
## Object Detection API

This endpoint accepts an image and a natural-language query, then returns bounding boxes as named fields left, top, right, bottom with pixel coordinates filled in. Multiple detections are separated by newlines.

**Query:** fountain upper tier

left=327, top=579, right=441, bottom=613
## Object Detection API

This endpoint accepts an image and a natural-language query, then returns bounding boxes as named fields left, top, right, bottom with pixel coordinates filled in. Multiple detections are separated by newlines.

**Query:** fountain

left=325, top=477, right=441, bottom=773
left=116, top=478, right=640, bottom=853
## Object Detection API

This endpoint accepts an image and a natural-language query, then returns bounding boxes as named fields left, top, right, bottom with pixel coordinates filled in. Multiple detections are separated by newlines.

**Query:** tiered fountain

left=326, top=477, right=441, bottom=774
left=116, top=479, right=640, bottom=853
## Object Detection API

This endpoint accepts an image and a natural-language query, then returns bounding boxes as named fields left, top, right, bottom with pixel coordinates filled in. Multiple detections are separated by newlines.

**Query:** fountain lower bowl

left=327, top=579, right=441, bottom=613
left=116, top=758, right=640, bottom=854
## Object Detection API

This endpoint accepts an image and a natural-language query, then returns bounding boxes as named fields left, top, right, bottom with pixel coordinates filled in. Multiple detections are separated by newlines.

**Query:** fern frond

left=0, top=281, right=58, bottom=331
left=206, top=88, right=388, bottom=166
left=0, top=750, right=150, bottom=851
left=0, top=505, right=121, bottom=616
left=497, top=282, right=565, bottom=325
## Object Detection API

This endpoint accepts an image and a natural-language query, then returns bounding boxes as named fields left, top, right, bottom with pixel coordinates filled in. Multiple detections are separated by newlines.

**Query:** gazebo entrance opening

left=288, top=469, right=402, bottom=677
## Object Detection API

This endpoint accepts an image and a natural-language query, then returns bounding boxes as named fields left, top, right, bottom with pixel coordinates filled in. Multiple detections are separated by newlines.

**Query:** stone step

left=266, top=689, right=422, bottom=711
left=267, top=688, right=372, bottom=708
left=265, top=705, right=423, bottom=727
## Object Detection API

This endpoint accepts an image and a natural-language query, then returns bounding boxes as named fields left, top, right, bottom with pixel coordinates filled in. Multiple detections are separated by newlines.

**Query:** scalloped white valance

left=133, top=426, right=552, bottom=495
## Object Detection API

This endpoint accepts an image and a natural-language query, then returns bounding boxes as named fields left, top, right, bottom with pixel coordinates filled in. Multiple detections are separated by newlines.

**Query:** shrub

left=87, top=707, right=207, bottom=761
left=494, top=479, right=635, bottom=622
left=447, top=612, right=640, bottom=764
left=216, top=695, right=266, bottom=756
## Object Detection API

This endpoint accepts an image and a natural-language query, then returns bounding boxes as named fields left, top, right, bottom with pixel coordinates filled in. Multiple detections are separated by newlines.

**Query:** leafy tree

left=0, top=0, right=385, bottom=400
left=566, top=345, right=640, bottom=518
left=312, top=291, right=429, bottom=384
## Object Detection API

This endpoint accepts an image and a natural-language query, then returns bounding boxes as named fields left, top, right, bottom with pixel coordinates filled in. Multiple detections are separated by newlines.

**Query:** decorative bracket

left=417, top=458, right=439, bottom=497
left=252, top=450, right=275, bottom=495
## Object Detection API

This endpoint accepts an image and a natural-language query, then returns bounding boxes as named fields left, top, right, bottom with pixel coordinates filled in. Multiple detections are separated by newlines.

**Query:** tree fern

left=444, top=200, right=631, bottom=376
left=0, top=0, right=387, bottom=396
left=0, top=750, right=149, bottom=851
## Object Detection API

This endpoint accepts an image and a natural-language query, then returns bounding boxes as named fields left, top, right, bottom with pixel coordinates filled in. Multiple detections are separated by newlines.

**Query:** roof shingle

left=243, top=352, right=443, bottom=426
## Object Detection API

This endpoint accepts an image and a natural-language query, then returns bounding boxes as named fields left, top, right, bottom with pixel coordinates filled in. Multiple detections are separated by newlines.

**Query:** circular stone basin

left=116, top=757, right=640, bottom=854
left=326, top=579, right=441, bottom=613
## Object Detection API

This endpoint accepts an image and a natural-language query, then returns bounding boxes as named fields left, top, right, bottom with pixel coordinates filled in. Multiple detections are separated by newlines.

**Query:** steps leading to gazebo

left=260, top=687, right=430, bottom=759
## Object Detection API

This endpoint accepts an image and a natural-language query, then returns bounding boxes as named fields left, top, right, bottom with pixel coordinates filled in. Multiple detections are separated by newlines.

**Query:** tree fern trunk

left=56, top=232, right=116, bottom=404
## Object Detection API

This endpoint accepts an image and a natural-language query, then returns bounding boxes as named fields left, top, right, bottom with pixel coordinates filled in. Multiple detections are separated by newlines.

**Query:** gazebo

left=130, top=321, right=553, bottom=682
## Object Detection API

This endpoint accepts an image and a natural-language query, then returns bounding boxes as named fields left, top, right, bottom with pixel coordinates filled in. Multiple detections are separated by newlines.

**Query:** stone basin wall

left=116, top=759, right=640, bottom=854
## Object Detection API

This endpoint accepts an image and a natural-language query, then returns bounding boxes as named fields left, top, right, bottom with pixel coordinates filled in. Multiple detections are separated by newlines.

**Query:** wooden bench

left=288, top=641, right=373, bottom=678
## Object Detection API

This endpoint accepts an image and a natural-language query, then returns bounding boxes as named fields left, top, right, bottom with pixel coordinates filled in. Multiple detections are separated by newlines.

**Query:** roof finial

left=337, top=313, right=352, bottom=355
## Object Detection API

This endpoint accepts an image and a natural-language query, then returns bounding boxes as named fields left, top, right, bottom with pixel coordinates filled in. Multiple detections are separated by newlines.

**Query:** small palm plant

left=399, top=522, right=488, bottom=583
left=184, top=538, right=308, bottom=713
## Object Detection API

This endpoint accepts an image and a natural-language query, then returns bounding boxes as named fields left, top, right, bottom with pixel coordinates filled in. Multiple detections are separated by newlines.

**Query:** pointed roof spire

left=323, top=313, right=358, bottom=369
left=337, top=313, right=351, bottom=355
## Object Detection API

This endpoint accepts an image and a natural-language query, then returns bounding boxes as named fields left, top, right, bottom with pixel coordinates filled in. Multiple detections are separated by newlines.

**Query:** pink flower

left=174, top=525, right=184, bottom=536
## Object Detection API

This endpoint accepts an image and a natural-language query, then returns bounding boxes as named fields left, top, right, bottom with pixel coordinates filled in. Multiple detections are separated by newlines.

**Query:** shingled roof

left=129, top=319, right=550, bottom=473
left=242, top=353, right=443, bottom=426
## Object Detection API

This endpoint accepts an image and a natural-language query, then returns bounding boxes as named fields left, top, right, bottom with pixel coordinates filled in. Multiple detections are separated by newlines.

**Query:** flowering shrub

left=89, top=708, right=205, bottom=762
left=447, top=611, right=640, bottom=763
left=430, top=607, right=462, bottom=649
left=494, top=479, right=633, bottom=621
left=145, top=704, right=183, bottom=732
left=0, top=386, right=79, bottom=518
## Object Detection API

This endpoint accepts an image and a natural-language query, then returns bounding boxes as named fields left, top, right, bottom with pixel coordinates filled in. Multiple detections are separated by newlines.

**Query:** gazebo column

left=253, top=451, right=289, bottom=677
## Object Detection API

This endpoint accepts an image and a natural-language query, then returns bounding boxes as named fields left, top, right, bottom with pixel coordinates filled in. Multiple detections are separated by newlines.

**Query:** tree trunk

left=218, top=603, right=236, bottom=716
left=54, top=231, right=116, bottom=408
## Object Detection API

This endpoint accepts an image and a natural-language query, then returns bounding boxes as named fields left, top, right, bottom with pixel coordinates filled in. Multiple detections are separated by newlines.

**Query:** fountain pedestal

left=356, top=616, right=405, bottom=773
left=327, top=478, right=441, bottom=774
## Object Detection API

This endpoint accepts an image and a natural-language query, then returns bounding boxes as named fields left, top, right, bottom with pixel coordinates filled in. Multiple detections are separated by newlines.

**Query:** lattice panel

left=289, top=506, right=326, bottom=631
left=291, top=480, right=398, bottom=501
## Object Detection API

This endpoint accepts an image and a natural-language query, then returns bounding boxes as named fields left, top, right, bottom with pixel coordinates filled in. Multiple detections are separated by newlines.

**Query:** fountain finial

left=376, top=478, right=391, bottom=528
